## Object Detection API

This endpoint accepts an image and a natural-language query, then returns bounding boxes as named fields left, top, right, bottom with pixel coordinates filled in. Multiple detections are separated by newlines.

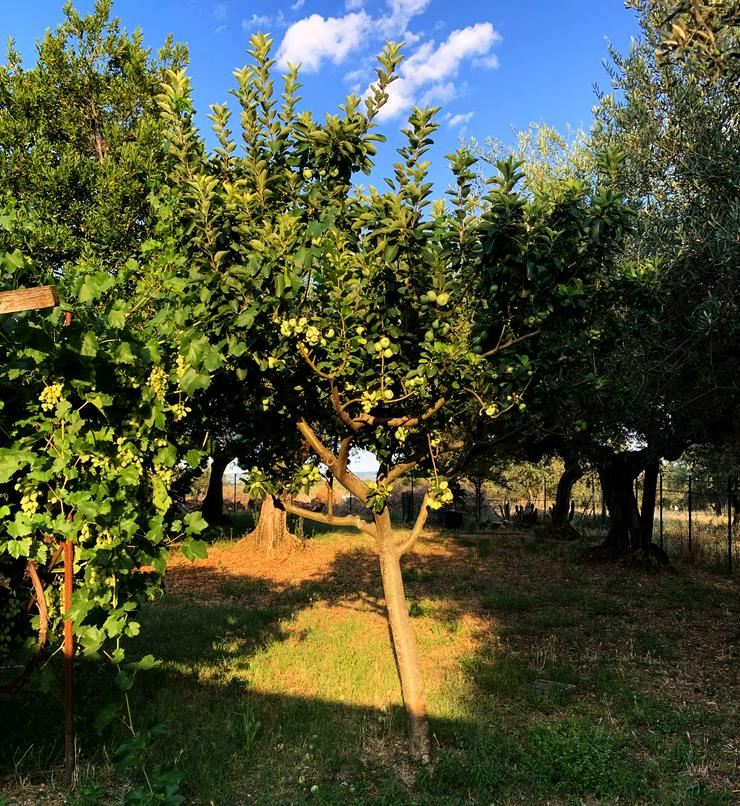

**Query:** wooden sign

left=0, top=285, right=59, bottom=315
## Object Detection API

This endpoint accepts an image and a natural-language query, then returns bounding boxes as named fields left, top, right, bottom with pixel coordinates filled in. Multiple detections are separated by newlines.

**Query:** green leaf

left=79, top=626, right=105, bottom=656
left=78, top=271, right=116, bottom=303
left=5, top=537, right=32, bottom=559
left=0, top=449, right=29, bottom=483
left=103, top=613, right=126, bottom=637
left=181, top=538, right=208, bottom=562
left=108, top=301, right=127, bottom=329
left=180, top=366, right=211, bottom=395
left=184, top=511, right=208, bottom=534
left=128, top=654, right=161, bottom=672
left=115, top=342, right=136, bottom=364
left=115, top=670, right=134, bottom=691
left=184, top=449, right=203, bottom=468
left=80, top=332, right=99, bottom=357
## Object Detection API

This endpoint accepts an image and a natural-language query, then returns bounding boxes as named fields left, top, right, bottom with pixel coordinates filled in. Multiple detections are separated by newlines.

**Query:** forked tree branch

left=396, top=495, right=431, bottom=557
left=478, top=330, right=540, bottom=360
left=296, top=418, right=368, bottom=502
left=280, top=498, right=376, bottom=537
left=351, top=396, right=447, bottom=429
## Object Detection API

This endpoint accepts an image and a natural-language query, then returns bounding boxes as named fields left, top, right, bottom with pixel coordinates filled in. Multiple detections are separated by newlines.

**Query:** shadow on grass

left=2, top=530, right=738, bottom=805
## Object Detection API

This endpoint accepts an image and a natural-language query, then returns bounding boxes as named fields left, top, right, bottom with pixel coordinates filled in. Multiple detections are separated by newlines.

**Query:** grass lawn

left=1, top=527, right=738, bottom=805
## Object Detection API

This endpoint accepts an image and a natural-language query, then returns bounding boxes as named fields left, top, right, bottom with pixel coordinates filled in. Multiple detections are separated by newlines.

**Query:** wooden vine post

left=0, top=285, right=75, bottom=787
left=0, top=285, right=59, bottom=315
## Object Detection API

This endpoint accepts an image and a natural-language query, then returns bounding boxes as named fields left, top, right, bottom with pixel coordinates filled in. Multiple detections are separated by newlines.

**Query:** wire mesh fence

left=188, top=470, right=738, bottom=575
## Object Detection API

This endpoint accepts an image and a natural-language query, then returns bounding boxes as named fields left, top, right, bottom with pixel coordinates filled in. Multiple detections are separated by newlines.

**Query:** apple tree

left=156, top=35, right=629, bottom=760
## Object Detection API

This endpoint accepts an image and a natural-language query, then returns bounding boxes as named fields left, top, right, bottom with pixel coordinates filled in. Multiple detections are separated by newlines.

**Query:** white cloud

left=345, top=0, right=364, bottom=9
left=474, top=54, right=500, bottom=70
left=378, top=0, right=431, bottom=37
left=214, top=23, right=227, bottom=34
left=344, top=66, right=370, bottom=93
left=402, top=23, right=500, bottom=86
left=290, top=0, right=305, bottom=9
left=419, top=81, right=456, bottom=106
left=213, top=2, right=227, bottom=21
left=276, top=12, right=372, bottom=72
left=377, top=22, right=501, bottom=120
left=242, top=13, right=273, bottom=31
left=447, top=111, right=474, bottom=128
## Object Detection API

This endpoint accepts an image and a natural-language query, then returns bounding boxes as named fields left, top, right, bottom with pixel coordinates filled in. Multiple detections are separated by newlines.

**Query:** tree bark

left=246, top=495, right=295, bottom=552
left=596, top=454, right=642, bottom=554
left=201, top=453, right=229, bottom=524
left=373, top=508, right=430, bottom=764
left=549, top=457, right=582, bottom=530
left=639, top=461, right=659, bottom=549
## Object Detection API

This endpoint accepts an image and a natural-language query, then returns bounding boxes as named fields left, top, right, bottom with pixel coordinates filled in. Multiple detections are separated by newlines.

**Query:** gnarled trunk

left=597, top=455, right=642, bottom=554
left=374, top=508, right=430, bottom=763
left=246, top=495, right=295, bottom=552
left=201, top=453, right=229, bottom=524
left=549, top=457, right=582, bottom=531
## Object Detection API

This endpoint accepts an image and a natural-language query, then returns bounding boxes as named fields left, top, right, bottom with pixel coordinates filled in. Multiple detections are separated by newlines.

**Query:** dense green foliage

left=157, top=35, right=629, bottom=511
left=0, top=3, right=205, bottom=673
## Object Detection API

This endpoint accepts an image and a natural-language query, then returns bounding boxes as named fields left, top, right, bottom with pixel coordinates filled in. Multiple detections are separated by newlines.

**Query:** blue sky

left=3, top=1, right=640, bottom=191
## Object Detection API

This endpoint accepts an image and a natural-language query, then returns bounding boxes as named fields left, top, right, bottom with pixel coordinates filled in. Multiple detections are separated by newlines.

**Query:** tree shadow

left=3, top=529, right=738, bottom=804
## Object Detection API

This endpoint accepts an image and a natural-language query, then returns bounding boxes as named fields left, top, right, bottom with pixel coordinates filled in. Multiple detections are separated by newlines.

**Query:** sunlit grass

left=1, top=528, right=738, bottom=804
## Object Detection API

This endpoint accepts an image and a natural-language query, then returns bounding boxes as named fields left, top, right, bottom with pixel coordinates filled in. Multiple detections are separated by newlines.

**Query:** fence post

left=543, top=479, right=547, bottom=519
left=659, top=470, right=664, bottom=550
left=688, top=474, right=693, bottom=554
left=728, top=475, right=733, bottom=574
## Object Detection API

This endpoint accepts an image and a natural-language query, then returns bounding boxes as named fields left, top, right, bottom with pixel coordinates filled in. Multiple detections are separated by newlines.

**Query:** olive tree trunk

left=201, top=453, right=229, bottom=524
left=549, top=457, right=582, bottom=530
left=639, top=461, right=659, bottom=549
left=246, top=494, right=295, bottom=552
left=597, top=455, right=642, bottom=554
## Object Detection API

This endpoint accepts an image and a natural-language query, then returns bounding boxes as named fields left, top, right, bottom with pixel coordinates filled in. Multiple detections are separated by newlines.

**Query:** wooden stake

left=0, top=285, right=59, bottom=315
left=64, top=538, right=75, bottom=788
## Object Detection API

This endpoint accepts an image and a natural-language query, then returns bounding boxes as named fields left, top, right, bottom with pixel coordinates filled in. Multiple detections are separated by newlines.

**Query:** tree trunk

left=549, top=457, right=582, bottom=531
left=246, top=495, right=295, bottom=552
left=201, top=453, right=229, bottom=524
left=374, top=508, right=430, bottom=763
left=597, top=455, right=642, bottom=554
left=474, top=480, right=483, bottom=526
left=639, top=461, right=659, bottom=549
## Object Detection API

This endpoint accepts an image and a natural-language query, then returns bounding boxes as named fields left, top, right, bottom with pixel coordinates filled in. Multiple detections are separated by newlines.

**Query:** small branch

left=351, top=396, right=447, bottom=429
left=385, top=456, right=422, bottom=485
left=337, top=436, right=352, bottom=476
left=331, top=385, right=362, bottom=432
left=478, top=330, right=540, bottom=360
left=396, top=495, right=430, bottom=557
left=298, top=342, right=334, bottom=381
left=280, top=499, right=376, bottom=537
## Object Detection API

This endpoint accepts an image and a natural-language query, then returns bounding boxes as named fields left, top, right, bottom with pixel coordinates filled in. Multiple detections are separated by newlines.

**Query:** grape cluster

left=115, top=437, right=144, bottom=472
left=148, top=366, right=168, bottom=401
left=39, top=382, right=64, bottom=411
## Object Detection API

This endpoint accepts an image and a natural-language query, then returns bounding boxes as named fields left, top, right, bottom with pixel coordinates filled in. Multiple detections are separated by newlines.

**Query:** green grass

left=1, top=528, right=738, bottom=805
